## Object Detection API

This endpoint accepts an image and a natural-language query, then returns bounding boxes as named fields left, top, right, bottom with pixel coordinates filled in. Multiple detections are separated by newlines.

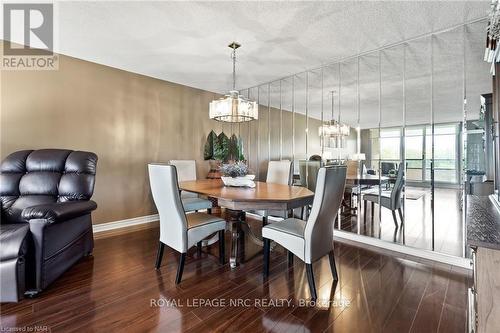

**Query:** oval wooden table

left=179, top=179, right=314, bottom=268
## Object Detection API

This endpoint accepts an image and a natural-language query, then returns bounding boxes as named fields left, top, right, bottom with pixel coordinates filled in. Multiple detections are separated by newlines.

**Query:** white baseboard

left=334, top=230, right=472, bottom=270
left=93, top=214, right=159, bottom=233
left=92, top=213, right=471, bottom=269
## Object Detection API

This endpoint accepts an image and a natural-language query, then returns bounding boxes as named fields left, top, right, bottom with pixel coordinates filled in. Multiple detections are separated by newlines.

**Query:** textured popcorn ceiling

left=52, top=1, right=491, bottom=125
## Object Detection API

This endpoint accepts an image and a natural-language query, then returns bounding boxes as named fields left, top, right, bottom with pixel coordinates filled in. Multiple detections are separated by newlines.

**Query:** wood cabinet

left=467, top=195, right=500, bottom=333
left=470, top=247, right=500, bottom=332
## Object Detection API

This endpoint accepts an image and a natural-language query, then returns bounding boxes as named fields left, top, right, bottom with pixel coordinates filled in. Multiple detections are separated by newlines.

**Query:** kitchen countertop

left=466, top=195, right=500, bottom=250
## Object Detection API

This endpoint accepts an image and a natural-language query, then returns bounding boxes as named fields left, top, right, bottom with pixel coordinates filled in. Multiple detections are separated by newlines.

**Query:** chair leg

left=363, top=200, right=367, bottom=223
left=288, top=250, right=294, bottom=266
left=197, top=241, right=202, bottom=256
left=155, top=241, right=165, bottom=269
left=219, top=230, right=225, bottom=264
left=263, top=238, right=270, bottom=277
left=371, top=202, right=375, bottom=220
left=207, top=208, right=212, bottom=214
left=262, top=216, right=268, bottom=226
left=392, top=210, right=399, bottom=228
left=328, top=250, right=338, bottom=281
left=175, top=253, right=186, bottom=284
left=398, top=208, right=404, bottom=226
left=301, top=206, right=305, bottom=220
left=306, top=263, right=317, bottom=300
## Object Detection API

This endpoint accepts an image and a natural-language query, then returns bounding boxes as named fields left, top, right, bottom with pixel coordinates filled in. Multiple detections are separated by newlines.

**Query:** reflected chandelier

left=318, top=91, right=350, bottom=147
left=209, top=42, right=258, bottom=122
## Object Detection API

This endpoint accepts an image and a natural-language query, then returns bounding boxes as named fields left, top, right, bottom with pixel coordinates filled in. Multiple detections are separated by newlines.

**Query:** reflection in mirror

left=281, top=78, right=294, bottom=162
left=432, top=27, right=464, bottom=257
left=293, top=73, right=307, bottom=179
left=357, top=53, right=381, bottom=236
left=238, top=19, right=491, bottom=260
left=307, top=70, right=323, bottom=161
left=404, top=36, right=433, bottom=252
left=379, top=46, right=405, bottom=244
left=248, top=87, right=259, bottom=178
left=258, top=84, right=269, bottom=180
left=269, top=81, right=281, bottom=162
left=336, top=59, right=358, bottom=233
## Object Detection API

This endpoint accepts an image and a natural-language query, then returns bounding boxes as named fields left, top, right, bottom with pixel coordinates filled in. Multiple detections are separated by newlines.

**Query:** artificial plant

left=203, top=130, right=245, bottom=162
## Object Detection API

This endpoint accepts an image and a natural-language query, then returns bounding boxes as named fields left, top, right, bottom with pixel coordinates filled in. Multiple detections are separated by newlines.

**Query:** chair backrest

left=148, top=164, right=187, bottom=252
left=381, top=162, right=397, bottom=176
left=346, top=160, right=359, bottom=178
left=0, top=149, right=97, bottom=224
left=304, top=166, right=347, bottom=263
left=169, top=160, right=197, bottom=198
left=298, top=160, right=322, bottom=191
left=266, top=160, right=292, bottom=185
left=362, top=163, right=368, bottom=175
left=391, top=162, right=404, bottom=208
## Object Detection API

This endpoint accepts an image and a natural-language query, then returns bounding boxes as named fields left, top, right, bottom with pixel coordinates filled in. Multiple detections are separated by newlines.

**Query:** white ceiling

left=6, top=1, right=493, bottom=126
left=52, top=1, right=489, bottom=92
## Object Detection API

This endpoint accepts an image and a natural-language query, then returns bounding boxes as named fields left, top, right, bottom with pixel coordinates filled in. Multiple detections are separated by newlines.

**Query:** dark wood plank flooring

left=1, top=217, right=471, bottom=333
left=340, top=187, right=464, bottom=257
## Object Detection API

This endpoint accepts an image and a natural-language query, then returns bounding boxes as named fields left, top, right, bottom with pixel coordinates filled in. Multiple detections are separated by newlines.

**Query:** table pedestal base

left=227, top=209, right=280, bottom=269
left=227, top=209, right=245, bottom=269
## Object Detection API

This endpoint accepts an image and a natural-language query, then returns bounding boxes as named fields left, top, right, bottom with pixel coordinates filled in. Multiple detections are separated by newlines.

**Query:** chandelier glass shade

left=209, top=42, right=258, bottom=123
left=319, top=91, right=350, bottom=148
left=318, top=120, right=350, bottom=137
left=209, top=90, right=258, bottom=122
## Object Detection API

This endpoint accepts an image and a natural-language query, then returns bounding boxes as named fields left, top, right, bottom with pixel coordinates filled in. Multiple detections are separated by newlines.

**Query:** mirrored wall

left=240, top=19, right=492, bottom=259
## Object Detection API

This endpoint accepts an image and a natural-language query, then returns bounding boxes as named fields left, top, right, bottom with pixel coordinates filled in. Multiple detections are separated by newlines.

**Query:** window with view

left=370, top=124, right=459, bottom=184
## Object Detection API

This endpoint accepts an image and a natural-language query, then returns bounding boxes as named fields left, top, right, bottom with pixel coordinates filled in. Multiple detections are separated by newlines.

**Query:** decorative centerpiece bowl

left=220, top=162, right=255, bottom=188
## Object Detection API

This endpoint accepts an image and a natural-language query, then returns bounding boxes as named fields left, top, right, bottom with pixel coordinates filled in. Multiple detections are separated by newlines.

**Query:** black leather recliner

left=0, top=149, right=98, bottom=302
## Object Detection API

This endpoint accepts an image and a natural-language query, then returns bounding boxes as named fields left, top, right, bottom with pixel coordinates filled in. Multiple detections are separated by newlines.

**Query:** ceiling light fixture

left=319, top=91, right=350, bottom=148
left=209, top=42, right=258, bottom=122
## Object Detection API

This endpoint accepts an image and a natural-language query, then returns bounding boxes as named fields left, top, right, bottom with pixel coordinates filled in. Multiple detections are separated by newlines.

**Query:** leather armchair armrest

left=22, top=200, right=97, bottom=224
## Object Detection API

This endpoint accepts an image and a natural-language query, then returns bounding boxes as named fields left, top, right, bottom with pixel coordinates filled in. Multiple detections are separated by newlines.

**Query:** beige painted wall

left=1, top=48, right=323, bottom=224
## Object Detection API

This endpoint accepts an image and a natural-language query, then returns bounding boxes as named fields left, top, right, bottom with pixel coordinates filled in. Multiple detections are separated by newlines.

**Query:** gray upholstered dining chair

left=169, top=160, right=213, bottom=213
left=363, top=162, right=404, bottom=227
left=262, top=166, right=347, bottom=300
left=148, top=164, right=226, bottom=284
left=298, top=160, right=322, bottom=191
left=298, top=160, right=322, bottom=219
left=252, top=160, right=293, bottom=225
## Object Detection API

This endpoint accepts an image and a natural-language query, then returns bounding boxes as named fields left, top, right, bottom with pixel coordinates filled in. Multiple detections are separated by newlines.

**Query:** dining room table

left=346, top=174, right=390, bottom=186
left=343, top=174, right=391, bottom=214
left=179, top=179, right=314, bottom=268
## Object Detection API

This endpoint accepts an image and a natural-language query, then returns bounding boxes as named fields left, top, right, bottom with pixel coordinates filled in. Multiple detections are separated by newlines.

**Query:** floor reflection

left=339, top=187, right=463, bottom=257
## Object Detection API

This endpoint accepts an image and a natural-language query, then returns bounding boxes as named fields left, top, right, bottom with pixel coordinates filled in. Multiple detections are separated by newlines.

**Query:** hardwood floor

left=1, top=216, right=471, bottom=333
left=340, top=187, right=464, bottom=257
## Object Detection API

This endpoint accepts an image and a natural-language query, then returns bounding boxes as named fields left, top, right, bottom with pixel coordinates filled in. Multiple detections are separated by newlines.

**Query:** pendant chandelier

left=318, top=90, right=350, bottom=148
left=209, top=42, right=258, bottom=122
